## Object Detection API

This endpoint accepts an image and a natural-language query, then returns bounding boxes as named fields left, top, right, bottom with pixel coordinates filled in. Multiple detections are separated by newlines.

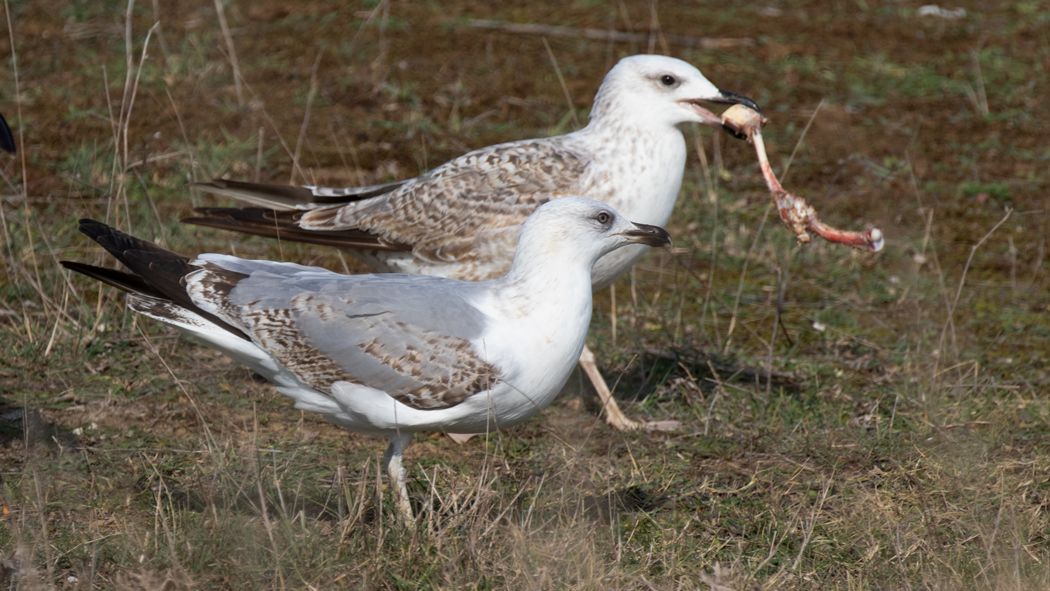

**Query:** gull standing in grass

left=183, top=54, right=758, bottom=432
left=63, top=198, right=671, bottom=518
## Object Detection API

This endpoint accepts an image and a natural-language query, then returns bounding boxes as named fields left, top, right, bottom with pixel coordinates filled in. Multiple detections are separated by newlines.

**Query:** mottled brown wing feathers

left=65, top=221, right=500, bottom=411
left=299, top=140, right=591, bottom=258
left=185, top=140, right=591, bottom=260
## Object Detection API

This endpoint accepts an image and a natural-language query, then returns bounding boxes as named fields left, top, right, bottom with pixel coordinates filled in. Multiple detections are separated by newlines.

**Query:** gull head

left=590, top=55, right=759, bottom=130
left=516, top=197, right=671, bottom=268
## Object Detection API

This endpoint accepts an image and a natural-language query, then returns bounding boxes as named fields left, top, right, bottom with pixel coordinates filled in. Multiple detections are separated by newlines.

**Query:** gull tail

left=181, top=207, right=410, bottom=251
left=61, top=219, right=248, bottom=340
left=191, top=178, right=407, bottom=210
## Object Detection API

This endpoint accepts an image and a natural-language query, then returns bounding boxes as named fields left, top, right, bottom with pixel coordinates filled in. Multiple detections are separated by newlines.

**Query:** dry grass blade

left=938, top=207, right=1013, bottom=364
left=779, top=98, right=824, bottom=183
left=723, top=204, right=771, bottom=356
left=212, top=0, right=245, bottom=107
left=541, top=37, right=581, bottom=129
left=290, top=51, right=324, bottom=186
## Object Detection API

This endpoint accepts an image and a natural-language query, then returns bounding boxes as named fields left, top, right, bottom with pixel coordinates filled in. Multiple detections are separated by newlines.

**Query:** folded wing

left=185, top=138, right=592, bottom=263
left=63, top=221, right=500, bottom=411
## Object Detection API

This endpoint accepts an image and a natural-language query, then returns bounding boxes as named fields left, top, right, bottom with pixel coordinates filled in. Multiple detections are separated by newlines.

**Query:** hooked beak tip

left=713, top=89, right=761, bottom=113
left=623, top=222, right=672, bottom=248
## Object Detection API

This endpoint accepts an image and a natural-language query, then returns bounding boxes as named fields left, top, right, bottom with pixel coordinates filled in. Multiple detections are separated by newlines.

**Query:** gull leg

left=579, top=344, right=638, bottom=430
left=383, top=432, right=415, bottom=520
left=578, top=344, right=679, bottom=432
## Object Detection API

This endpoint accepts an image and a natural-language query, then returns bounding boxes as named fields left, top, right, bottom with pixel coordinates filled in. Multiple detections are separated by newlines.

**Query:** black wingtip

left=0, top=111, right=15, bottom=154
left=71, top=218, right=193, bottom=278
left=76, top=218, right=127, bottom=256
left=77, top=218, right=109, bottom=238
left=64, top=221, right=252, bottom=341
left=60, top=260, right=160, bottom=298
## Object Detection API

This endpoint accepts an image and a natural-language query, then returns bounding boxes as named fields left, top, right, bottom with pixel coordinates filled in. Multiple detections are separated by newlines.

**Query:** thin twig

left=4, top=0, right=43, bottom=316
left=212, top=0, right=245, bottom=106
left=723, top=205, right=771, bottom=356
left=541, top=37, right=580, bottom=129
left=780, top=98, right=824, bottom=183
left=791, top=479, right=831, bottom=572
left=617, top=0, right=638, bottom=54
left=766, top=265, right=782, bottom=398
left=165, top=88, right=200, bottom=205
left=970, top=48, right=988, bottom=117
left=255, top=127, right=264, bottom=183
left=647, top=0, right=669, bottom=55
left=703, top=360, right=725, bottom=436
left=940, top=208, right=1012, bottom=361
left=694, top=134, right=722, bottom=349
left=135, top=323, right=219, bottom=454
left=290, top=50, right=324, bottom=186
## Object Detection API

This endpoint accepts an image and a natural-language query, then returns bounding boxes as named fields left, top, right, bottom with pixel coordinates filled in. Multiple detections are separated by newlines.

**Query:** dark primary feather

left=191, top=178, right=408, bottom=208
left=59, top=261, right=160, bottom=297
left=63, top=219, right=249, bottom=340
left=0, top=111, right=15, bottom=154
left=182, top=207, right=412, bottom=251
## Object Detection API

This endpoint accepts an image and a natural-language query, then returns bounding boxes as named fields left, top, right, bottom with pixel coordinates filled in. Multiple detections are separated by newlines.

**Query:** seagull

left=183, top=54, right=758, bottom=433
left=62, top=197, right=671, bottom=518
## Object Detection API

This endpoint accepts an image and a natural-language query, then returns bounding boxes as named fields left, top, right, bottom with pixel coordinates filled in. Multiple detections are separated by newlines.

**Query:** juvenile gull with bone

left=63, top=198, right=671, bottom=518
left=183, top=54, right=758, bottom=433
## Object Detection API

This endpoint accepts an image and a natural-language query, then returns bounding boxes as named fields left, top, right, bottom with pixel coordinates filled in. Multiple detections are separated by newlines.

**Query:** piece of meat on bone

left=721, top=104, right=884, bottom=252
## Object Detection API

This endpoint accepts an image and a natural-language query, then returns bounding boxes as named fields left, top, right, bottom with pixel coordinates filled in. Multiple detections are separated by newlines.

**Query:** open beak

left=679, top=89, right=761, bottom=133
left=622, top=222, right=672, bottom=248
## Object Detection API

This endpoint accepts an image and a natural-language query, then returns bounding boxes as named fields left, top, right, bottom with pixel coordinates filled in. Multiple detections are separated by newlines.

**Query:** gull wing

left=185, top=137, right=592, bottom=262
left=193, top=255, right=500, bottom=410
left=64, top=221, right=501, bottom=411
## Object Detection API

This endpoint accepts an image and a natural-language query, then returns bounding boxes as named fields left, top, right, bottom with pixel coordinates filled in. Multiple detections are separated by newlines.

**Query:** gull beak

left=679, top=89, right=761, bottom=132
left=708, top=90, right=762, bottom=140
left=622, top=222, right=672, bottom=248
left=708, top=89, right=760, bottom=112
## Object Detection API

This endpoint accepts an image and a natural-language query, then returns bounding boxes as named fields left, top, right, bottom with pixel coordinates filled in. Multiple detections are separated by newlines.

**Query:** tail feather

left=63, top=219, right=249, bottom=340
left=182, top=207, right=411, bottom=251
left=191, top=178, right=406, bottom=210
left=59, top=261, right=159, bottom=297
left=75, top=219, right=200, bottom=314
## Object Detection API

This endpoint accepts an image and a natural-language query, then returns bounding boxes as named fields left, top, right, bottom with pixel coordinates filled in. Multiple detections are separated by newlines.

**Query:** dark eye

left=660, top=74, right=677, bottom=86
left=596, top=211, right=612, bottom=225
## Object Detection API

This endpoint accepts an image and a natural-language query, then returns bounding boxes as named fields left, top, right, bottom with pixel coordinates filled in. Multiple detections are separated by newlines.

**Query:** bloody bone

left=721, top=104, right=884, bottom=252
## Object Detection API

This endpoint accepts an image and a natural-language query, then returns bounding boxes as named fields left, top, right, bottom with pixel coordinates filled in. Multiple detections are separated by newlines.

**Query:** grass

left=2, top=0, right=1050, bottom=589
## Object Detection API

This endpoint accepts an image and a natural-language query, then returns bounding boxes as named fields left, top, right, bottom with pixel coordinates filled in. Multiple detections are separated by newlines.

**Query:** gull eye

left=595, top=211, right=612, bottom=225
left=660, top=74, right=677, bottom=87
